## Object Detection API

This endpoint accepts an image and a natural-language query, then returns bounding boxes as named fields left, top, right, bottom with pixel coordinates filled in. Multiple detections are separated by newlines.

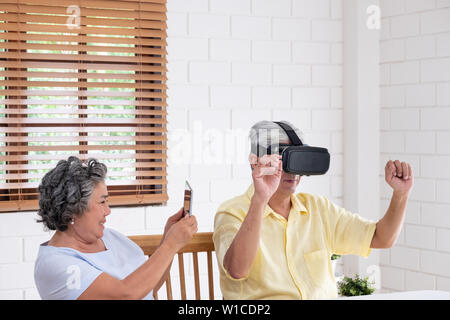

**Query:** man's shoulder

left=216, top=192, right=251, bottom=221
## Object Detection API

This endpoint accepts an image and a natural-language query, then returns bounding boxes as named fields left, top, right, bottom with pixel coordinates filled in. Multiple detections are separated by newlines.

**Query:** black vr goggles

left=252, top=122, right=330, bottom=176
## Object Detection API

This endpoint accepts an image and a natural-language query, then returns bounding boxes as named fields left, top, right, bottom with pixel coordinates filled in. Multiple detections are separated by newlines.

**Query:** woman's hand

left=163, top=214, right=198, bottom=252
left=162, top=207, right=184, bottom=242
left=249, top=154, right=283, bottom=202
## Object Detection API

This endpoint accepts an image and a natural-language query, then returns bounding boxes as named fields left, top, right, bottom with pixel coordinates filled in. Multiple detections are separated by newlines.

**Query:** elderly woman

left=213, top=120, right=414, bottom=300
left=34, top=156, right=197, bottom=300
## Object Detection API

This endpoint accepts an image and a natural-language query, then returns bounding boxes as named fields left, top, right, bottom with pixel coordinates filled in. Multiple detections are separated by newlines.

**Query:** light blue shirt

left=34, top=228, right=153, bottom=300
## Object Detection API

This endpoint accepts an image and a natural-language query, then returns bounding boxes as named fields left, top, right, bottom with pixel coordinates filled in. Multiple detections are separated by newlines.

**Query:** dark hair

left=37, top=156, right=107, bottom=231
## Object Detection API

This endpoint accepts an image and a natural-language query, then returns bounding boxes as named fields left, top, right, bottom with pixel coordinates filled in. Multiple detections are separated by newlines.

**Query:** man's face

left=277, top=170, right=301, bottom=195
left=276, top=143, right=301, bottom=195
left=250, top=140, right=302, bottom=195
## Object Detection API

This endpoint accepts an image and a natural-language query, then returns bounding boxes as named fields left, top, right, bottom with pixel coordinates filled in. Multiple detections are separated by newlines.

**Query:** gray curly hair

left=37, top=156, right=107, bottom=232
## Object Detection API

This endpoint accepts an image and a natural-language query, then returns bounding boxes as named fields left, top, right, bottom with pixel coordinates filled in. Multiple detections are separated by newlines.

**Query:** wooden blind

left=0, top=0, right=168, bottom=212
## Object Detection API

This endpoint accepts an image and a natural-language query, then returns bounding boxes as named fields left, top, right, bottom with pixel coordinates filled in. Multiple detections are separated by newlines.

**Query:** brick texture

left=380, top=0, right=450, bottom=292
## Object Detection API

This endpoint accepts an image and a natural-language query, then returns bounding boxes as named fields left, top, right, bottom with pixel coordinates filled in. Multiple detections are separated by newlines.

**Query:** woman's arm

left=78, top=215, right=197, bottom=300
left=78, top=240, right=177, bottom=299
left=153, top=207, right=185, bottom=292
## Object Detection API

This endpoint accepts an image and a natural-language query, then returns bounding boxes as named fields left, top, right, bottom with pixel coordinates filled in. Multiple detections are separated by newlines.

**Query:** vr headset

left=251, top=122, right=330, bottom=176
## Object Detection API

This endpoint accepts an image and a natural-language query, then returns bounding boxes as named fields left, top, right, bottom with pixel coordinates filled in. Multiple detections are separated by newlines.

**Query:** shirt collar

left=245, top=184, right=308, bottom=218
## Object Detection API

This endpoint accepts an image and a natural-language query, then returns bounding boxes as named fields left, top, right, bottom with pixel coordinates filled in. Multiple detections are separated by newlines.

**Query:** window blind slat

left=0, top=144, right=167, bottom=152
left=0, top=13, right=167, bottom=30
left=1, top=170, right=167, bottom=180
left=3, top=162, right=167, bottom=171
left=0, top=72, right=167, bottom=82
left=1, top=4, right=167, bottom=21
left=1, top=0, right=166, bottom=12
left=0, top=32, right=166, bottom=47
left=0, top=90, right=167, bottom=98
left=0, top=118, right=167, bottom=125
left=0, top=99, right=167, bottom=107
left=1, top=153, right=167, bottom=162
left=1, top=179, right=168, bottom=190
left=1, top=22, right=166, bottom=38
left=0, top=61, right=166, bottom=72
left=0, top=52, right=166, bottom=65
left=0, top=42, right=166, bottom=56
left=0, top=126, right=166, bottom=134
left=1, top=107, right=167, bottom=116
left=2, top=135, right=167, bottom=143
left=0, top=80, right=166, bottom=90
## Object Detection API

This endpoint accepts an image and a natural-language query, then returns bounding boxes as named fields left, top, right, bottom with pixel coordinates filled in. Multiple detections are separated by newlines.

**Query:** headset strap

left=274, top=122, right=303, bottom=146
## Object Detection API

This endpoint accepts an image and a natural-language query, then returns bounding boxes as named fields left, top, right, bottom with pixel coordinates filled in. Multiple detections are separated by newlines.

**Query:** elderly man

left=213, top=121, right=413, bottom=300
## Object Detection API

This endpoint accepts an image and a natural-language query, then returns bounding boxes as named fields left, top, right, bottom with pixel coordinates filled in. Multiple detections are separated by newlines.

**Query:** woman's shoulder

left=35, top=241, right=79, bottom=263
left=103, top=228, right=145, bottom=255
left=34, top=243, right=104, bottom=300
left=35, top=244, right=89, bottom=287
left=34, top=241, right=92, bottom=277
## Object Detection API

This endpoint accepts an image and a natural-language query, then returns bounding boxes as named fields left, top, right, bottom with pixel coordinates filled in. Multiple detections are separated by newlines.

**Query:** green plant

left=331, top=254, right=341, bottom=261
left=337, top=274, right=375, bottom=297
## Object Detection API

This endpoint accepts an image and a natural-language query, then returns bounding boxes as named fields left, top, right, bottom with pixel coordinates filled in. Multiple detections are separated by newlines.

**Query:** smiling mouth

left=284, top=175, right=300, bottom=182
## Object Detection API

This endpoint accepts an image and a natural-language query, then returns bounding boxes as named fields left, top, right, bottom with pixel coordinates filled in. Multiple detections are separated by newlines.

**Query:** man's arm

left=371, top=160, right=413, bottom=249
left=223, top=154, right=282, bottom=279
left=223, top=194, right=267, bottom=279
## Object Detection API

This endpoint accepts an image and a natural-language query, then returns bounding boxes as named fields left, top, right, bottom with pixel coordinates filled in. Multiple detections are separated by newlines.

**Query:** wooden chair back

left=129, top=232, right=215, bottom=300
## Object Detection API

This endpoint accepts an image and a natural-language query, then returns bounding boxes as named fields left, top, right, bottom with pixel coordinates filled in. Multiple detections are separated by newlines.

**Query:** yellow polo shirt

left=213, top=185, right=377, bottom=300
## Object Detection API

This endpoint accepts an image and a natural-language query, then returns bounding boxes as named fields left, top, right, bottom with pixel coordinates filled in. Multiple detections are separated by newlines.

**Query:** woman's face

left=72, top=181, right=111, bottom=243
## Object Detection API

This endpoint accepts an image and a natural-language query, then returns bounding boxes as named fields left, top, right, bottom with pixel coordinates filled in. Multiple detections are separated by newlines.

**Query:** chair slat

left=192, top=252, right=201, bottom=300
left=166, top=273, right=173, bottom=300
left=207, top=251, right=214, bottom=300
left=178, top=253, right=187, bottom=300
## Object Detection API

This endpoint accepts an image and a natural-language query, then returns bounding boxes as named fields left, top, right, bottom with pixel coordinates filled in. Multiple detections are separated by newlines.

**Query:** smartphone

left=183, top=180, right=193, bottom=217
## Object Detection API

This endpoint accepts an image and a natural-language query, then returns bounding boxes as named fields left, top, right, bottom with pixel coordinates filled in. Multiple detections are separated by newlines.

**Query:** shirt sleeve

left=35, top=252, right=103, bottom=300
left=213, top=212, right=248, bottom=281
left=324, top=198, right=377, bottom=258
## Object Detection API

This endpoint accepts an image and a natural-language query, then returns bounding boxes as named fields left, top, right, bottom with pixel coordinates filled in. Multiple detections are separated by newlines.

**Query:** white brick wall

left=0, top=0, right=344, bottom=300
left=380, top=0, right=450, bottom=293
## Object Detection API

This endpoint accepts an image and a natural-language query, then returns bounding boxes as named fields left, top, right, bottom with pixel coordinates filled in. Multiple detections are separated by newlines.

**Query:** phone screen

left=183, top=180, right=193, bottom=216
